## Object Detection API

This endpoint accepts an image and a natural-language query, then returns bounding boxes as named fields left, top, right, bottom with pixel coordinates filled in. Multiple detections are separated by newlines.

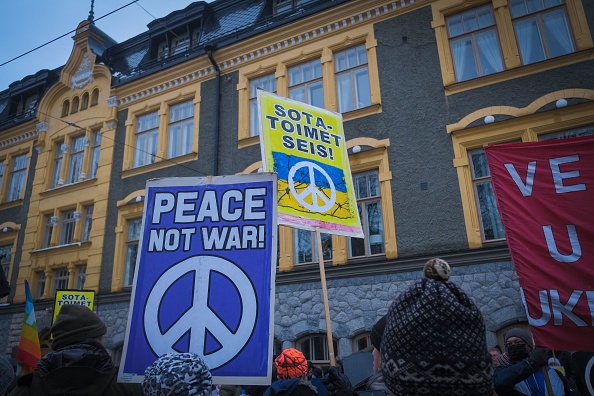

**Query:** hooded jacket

left=9, top=339, right=142, bottom=396
left=264, top=378, right=317, bottom=396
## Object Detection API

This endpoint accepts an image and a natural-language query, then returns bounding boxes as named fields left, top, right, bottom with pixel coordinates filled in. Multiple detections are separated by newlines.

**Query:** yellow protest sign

left=52, top=289, right=96, bottom=324
left=258, top=91, right=363, bottom=237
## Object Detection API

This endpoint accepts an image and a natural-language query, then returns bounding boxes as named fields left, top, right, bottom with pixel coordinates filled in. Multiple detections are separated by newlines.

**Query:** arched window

left=352, top=332, right=371, bottom=353
left=80, top=92, right=89, bottom=110
left=71, top=96, right=80, bottom=114
left=296, top=334, right=337, bottom=368
left=61, top=100, right=70, bottom=117
left=90, top=88, right=99, bottom=106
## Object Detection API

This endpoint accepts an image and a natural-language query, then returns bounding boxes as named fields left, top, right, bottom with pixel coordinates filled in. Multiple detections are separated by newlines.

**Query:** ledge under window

left=122, top=152, right=198, bottom=179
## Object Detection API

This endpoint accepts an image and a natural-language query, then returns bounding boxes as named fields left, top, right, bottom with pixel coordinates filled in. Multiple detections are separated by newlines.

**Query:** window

left=36, top=272, right=46, bottom=299
left=61, top=100, right=70, bottom=117
left=349, top=171, right=385, bottom=257
left=71, top=96, right=80, bottom=114
left=294, top=229, right=332, bottom=265
left=335, top=45, right=371, bottom=113
left=43, top=215, right=54, bottom=248
left=53, top=268, right=69, bottom=293
left=134, top=111, right=159, bottom=167
left=288, top=59, right=324, bottom=108
left=82, top=205, right=94, bottom=242
left=168, top=101, right=194, bottom=158
left=158, top=42, right=170, bottom=60
left=539, top=125, right=594, bottom=140
left=273, top=0, right=314, bottom=14
left=353, top=333, right=371, bottom=352
left=81, top=92, right=89, bottom=110
left=125, top=218, right=142, bottom=287
left=59, top=210, right=77, bottom=245
left=469, top=148, right=505, bottom=241
left=89, top=131, right=101, bottom=179
left=297, top=334, right=337, bottom=366
left=52, top=143, right=64, bottom=188
left=446, top=5, right=504, bottom=82
left=67, top=136, right=86, bottom=184
left=510, top=0, right=574, bottom=65
left=90, top=89, right=99, bottom=106
left=76, top=265, right=86, bottom=290
left=171, top=34, right=190, bottom=55
left=250, top=74, right=277, bottom=137
left=0, top=245, right=11, bottom=280
left=7, top=154, right=27, bottom=202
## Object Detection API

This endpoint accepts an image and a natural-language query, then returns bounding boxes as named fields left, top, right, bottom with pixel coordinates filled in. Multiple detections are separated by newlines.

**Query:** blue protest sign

left=118, top=174, right=277, bottom=385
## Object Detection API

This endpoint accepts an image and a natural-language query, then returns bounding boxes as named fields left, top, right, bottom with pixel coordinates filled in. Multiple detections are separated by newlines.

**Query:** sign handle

left=316, top=227, right=336, bottom=367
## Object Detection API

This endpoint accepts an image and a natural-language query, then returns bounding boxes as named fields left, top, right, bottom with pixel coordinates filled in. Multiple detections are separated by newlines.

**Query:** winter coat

left=264, top=378, right=317, bottom=396
left=494, top=358, right=564, bottom=396
left=9, top=339, right=142, bottom=396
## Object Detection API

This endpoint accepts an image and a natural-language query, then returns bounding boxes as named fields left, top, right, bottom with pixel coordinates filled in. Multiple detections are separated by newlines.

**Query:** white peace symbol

left=288, top=161, right=336, bottom=212
left=144, top=255, right=257, bottom=369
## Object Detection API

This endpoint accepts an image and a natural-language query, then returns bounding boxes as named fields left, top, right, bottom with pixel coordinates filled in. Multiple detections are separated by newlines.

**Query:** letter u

left=543, top=224, right=582, bottom=263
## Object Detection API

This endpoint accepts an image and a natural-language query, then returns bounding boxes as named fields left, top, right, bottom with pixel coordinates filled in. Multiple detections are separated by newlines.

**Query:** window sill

left=0, top=199, right=24, bottom=210
left=238, top=135, right=260, bottom=150
left=122, top=152, right=198, bottom=179
left=342, top=103, right=382, bottom=122
left=41, top=178, right=97, bottom=198
left=32, top=241, right=91, bottom=254
left=444, top=49, right=594, bottom=96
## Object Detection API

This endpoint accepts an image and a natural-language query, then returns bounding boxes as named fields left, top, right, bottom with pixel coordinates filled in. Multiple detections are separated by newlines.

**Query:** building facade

left=1, top=0, right=593, bottom=370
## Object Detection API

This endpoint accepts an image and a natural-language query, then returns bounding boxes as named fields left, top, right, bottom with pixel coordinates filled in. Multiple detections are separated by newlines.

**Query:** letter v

left=504, top=161, right=536, bottom=197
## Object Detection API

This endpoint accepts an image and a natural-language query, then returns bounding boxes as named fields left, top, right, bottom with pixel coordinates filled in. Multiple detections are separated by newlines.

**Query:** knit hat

left=142, top=352, right=212, bottom=396
left=0, top=355, right=15, bottom=394
left=504, top=328, right=534, bottom=350
left=51, top=304, right=107, bottom=350
left=275, top=348, right=308, bottom=379
left=381, top=258, right=493, bottom=396
left=370, top=315, right=387, bottom=351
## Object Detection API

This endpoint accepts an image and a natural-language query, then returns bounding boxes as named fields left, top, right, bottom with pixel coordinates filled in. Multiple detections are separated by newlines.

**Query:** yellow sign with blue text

left=258, top=91, right=363, bottom=238
left=51, top=289, right=96, bottom=325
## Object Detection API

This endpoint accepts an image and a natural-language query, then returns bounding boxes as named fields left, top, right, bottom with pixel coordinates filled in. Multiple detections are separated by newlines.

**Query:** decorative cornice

left=116, top=0, right=425, bottom=107
left=0, top=129, right=40, bottom=149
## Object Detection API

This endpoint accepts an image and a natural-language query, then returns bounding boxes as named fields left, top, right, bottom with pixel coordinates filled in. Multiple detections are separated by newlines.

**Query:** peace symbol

left=288, top=161, right=336, bottom=212
left=144, top=255, right=257, bottom=369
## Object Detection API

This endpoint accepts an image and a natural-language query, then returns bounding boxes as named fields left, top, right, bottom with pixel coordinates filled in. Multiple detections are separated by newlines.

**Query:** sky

left=0, top=0, right=208, bottom=92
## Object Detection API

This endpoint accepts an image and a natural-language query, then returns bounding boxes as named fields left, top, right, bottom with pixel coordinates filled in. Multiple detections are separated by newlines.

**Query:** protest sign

left=258, top=90, right=363, bottom=238
left=119, top=174, right=277, bottom=384
left=52, top=290, right=95, bottom=324
left=485, top=136, right=594, bottom=351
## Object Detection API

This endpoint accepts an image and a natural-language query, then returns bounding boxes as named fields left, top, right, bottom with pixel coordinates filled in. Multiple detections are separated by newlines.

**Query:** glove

left=528, top=348, right=549, bottom=368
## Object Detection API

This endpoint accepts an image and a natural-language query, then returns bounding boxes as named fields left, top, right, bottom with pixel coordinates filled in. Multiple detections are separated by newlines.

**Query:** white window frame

left=7, top=154, right=27, bottom=201
left=168, top=101, right=194, bottom=158
left=134, top=111, right=159, bottom=168
left=335, top=44, right=371, bottom=113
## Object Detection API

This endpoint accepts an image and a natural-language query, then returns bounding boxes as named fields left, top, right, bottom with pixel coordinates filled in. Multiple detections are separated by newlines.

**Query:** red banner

left=485, top=136, right=594, bottom=352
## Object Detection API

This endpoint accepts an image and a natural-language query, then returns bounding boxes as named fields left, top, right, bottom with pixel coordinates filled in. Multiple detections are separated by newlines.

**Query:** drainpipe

left=205, top=44, right=220, bottom=176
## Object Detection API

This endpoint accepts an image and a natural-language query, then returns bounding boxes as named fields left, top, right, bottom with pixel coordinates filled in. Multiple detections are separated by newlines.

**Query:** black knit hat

left=504, top=328, right=534, bottom=350
left=370, top=315, right=387, bottom=351
left=381, top=258, right=493, bottom=396
left=51, top=304, right=107, bottom=350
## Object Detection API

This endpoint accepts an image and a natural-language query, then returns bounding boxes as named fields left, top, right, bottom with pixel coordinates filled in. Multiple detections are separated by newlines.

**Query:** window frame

left=6, top=153, right=28, bottom=202
left=52, top=268, right=70, bottom=294
left=167, top=100, right=195, bottom=159
left=296, top=334, right=338, bottom=367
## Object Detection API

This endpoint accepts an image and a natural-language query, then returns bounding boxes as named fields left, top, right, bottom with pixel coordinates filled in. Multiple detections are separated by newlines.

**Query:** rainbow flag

left=15, top=280, right=41, bottom=375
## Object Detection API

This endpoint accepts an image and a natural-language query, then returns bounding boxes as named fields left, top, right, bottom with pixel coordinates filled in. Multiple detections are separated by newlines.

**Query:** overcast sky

left=0, top=0, right=205, bottom=92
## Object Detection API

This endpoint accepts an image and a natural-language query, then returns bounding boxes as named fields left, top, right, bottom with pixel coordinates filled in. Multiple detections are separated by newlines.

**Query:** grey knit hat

left=0, top=355, right=15, bottom=394
left=504, top=328, right=534, bottom=350
left=51, top=304, right=107, bottom=350
left=142, top=352, right=212, bottom=396
left=381, top=258, right=493, bottom=396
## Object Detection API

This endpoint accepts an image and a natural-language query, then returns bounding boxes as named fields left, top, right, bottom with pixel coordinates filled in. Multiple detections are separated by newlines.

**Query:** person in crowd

left=312, top=367, right=323, bottom=379
left=307, top=361, right=315, bottom=380
left=322, top=365, right=353, bottom=396
left=380, top=258, right=494, bottom=396
left=362, top=314, right=392, bottom=395
left=264, top=348, right=317, bottom=396
left=494, top=328, right=564, bottom=395
left=490, top=346, right=502, bottom=367
left=142, top=352, right=212, bottom=396
left=9, top=304, right=142, bottom=396
left=0, top=355, right=15, bottom=396
left=220, top=384, right=243, bottom=396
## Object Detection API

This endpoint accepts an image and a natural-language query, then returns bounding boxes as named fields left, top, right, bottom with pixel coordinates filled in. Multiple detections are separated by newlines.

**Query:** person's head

left=307, top=360, right=314, bottom=379
left=489, top=347, right=501, bottom=365
left=312, top=367, right=323, bottom=378
left=50, top=304, right=107, bottom=350
left=0, top=355, right=15, bottom=395
left=370, top=314, right=387, bottom=373
left=275, top=348, right=308, bottom=380
left=142, top=352, right=212, bottom=396
left=504, top=328, right=534, bottom=363
left=381, top=258, right=493, bottom=396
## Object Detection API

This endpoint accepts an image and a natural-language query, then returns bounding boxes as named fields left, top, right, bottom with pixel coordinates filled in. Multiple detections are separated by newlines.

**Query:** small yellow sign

left=258, top=91, right=363, bottom=237
left=52, top=289, right=96, bottom=324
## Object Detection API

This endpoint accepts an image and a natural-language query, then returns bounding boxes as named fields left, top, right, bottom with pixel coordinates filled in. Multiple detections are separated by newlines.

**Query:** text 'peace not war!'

left=147, top=188, right=269, bottom=252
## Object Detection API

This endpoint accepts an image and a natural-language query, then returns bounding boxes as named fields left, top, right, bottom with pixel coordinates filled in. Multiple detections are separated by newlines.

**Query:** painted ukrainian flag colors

left=258, top=91, right=363, bottom=238
left=16, top=280, right=41, bottom=374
